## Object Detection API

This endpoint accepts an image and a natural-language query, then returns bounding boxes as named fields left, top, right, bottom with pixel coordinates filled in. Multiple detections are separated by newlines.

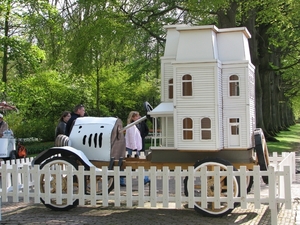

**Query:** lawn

left=266, top=123, right=300, bottom=153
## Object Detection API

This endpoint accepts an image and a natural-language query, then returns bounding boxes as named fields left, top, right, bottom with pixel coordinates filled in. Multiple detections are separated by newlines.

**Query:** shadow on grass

left=267, top=124, right=300, bottom=153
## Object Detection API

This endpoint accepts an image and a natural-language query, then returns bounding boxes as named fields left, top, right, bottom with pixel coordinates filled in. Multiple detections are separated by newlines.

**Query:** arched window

left=182, top=74, right=192, bottom=96
left=183, top=118, right=193, bottom=140
left=229, top=75, right=239, bottom=96
left=201, top=118, right=211, bottom=140
left=168, top=79, right=173, bottom=99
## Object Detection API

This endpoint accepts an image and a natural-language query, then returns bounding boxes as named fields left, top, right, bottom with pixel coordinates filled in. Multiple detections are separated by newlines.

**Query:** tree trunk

left=2, top=2, right=10, bottom=85
left=242, top=10, right=269, bottom=136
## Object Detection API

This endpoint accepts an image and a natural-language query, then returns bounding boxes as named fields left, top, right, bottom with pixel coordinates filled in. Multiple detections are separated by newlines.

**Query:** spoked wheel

left=184, top=158, right=240, bottom=217
left=254, top=128, right=270, bottom=184
left=39, top=157, right=79, bottom=211
left=85, top=175, right=114, bottom=195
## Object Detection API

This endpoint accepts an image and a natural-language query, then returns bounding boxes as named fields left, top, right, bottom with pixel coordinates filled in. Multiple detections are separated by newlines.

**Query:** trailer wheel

left=254, top=129, right=270, bottom=184
left=246, top=173, right=254, bottom=193
left=184, top=158, right=240, bottom=217
left=85, top=176, right=114, bottom=195
left=39, top=157, right=79, bottom=211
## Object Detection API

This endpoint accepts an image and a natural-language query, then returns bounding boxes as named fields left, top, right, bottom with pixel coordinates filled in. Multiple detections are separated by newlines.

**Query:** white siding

left=248, top=66, right=256, bottom=147
left=222, top=63, right=254, bottom=149
left=155, top=25, right=256, bottom=152
left=174, top=64, right=217, bottom=108
left=160, top=117, right=174, bottom=147
left=176, top=109, right=218, bottom=150
left=161, top=60, right=174, bottom=102
left=216, top=65, right=224, bottom=148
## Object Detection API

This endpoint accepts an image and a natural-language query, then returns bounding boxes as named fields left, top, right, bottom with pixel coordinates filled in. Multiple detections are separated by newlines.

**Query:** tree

left=0, top=0, right=46, bottom=91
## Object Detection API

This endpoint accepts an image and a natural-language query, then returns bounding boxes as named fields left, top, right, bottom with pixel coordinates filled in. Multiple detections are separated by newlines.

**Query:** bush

left=23, top=141, right=55, bottom=156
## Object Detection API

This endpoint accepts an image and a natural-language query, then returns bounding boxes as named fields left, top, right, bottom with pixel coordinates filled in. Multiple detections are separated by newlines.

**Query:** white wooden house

left=149, top=25, right=256, bottom=152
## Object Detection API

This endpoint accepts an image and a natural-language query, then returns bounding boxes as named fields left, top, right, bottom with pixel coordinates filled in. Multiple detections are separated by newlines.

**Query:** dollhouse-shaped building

left=148, top=25, right=256, bottom=152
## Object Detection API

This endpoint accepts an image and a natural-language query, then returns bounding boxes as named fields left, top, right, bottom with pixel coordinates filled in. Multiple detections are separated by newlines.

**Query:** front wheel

left=39, top=157, right=79, bottom=211
left=9, top=150, right=17, bottom=160
left=184, top=158, right=240, bottom=217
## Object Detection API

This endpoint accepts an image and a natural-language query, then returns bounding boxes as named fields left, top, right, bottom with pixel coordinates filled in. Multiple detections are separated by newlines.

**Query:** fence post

left=102, top=166, right=109, bottom=207
left=268, top=166, right=278, bottom=225
left=162, top=166, right=169, bottom=208
left=175, top=166, right=182, bottom=208
left=150, top=166, right=157, bottom=207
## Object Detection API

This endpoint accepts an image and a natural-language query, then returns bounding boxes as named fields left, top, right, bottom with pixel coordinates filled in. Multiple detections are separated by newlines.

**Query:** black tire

left=246, top=175, right=254, bottom=193
left=39, top=157, right=79, bottom=211
left=9, top=150, right=17, bottom=160
left=254, top=129, right=269, bottom=184
left=184, top=158, right=240, bottom=217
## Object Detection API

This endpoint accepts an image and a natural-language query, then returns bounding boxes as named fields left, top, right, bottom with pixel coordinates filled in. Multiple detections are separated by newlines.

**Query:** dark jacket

left=136, top=120, right=149, bottom=151
left=55, top=121, right=67, bottom=137
left=65, top=112, right=80, bottom=136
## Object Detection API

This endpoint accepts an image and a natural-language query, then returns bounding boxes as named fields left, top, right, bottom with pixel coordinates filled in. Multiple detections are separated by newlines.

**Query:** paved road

left=0, top=154, right=299, bottom=225
left=0, top=200, right=297, bottom=225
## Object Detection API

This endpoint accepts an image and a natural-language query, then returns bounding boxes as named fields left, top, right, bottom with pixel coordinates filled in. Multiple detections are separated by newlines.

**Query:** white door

left=229, top=118, right=240, bottom=146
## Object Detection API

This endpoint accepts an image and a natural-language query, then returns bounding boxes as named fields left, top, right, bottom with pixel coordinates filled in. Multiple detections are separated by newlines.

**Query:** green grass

left=267, top=123, right=300, bottom=153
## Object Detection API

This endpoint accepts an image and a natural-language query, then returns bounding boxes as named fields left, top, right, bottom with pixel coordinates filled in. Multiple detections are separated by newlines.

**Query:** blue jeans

left=126, top=148, right=149, bottom=184
left=120, top=177, right=126, bottom=185
left=127, top=148, right=139, bottom=156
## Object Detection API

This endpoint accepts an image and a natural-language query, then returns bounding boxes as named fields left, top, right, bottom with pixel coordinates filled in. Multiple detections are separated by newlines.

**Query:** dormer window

left=182, top=74, right=192, bottom=96
left=168, top=79, right=173, bottom=99
left=183, top=118, right=193, bottom=140
left=229, top=75, right=239, bottom=96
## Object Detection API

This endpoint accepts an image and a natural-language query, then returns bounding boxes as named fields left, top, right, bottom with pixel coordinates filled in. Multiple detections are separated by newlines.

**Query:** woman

left=125, top=111, right=142, bottom=157
left=121, top=111, right=150, bottom=186
left=55, top=111, right=71, bottom=137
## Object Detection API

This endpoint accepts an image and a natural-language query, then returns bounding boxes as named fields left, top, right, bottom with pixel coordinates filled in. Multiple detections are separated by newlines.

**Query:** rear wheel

left=184, top=158, right=240, bottom=217
left=254, top=128, right=270, bottom=184
left=39, top=157, right=79, bottom=211
left=85, top=175, right=114, bottom=195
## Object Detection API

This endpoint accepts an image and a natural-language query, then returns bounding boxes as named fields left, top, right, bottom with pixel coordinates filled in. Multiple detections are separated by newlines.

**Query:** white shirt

left=125, top=125, right=142, bottom=151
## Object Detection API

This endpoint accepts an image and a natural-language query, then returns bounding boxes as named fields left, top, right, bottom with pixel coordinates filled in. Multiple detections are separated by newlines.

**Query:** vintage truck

left=32, top=25, right=270, bottom=217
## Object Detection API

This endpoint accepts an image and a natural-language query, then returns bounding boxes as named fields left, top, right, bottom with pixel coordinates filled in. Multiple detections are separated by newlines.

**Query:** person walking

left=55, top=111, right=71, bottom=137
left=65, top=104, right=85, bottom=136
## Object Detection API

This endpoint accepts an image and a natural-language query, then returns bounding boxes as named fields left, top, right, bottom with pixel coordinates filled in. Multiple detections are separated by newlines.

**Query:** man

left=65, top=104, right=85, bottom=136
left=136, top=117, right=149, bottom=152
left=0, top=113, right=8, bottom=137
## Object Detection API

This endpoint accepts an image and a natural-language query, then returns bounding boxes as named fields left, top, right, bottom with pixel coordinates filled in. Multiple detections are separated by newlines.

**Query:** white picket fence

left=0, top=152, right=295, bottom=225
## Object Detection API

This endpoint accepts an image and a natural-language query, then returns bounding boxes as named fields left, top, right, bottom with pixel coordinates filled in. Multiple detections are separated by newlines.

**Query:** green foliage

left=24, top=141, right=54, bottom=156
left=0, top=0, right=300, bottom=143
left=6, top=70, right=93, bottom=141
left=267, top=123, right=300, bottom=153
